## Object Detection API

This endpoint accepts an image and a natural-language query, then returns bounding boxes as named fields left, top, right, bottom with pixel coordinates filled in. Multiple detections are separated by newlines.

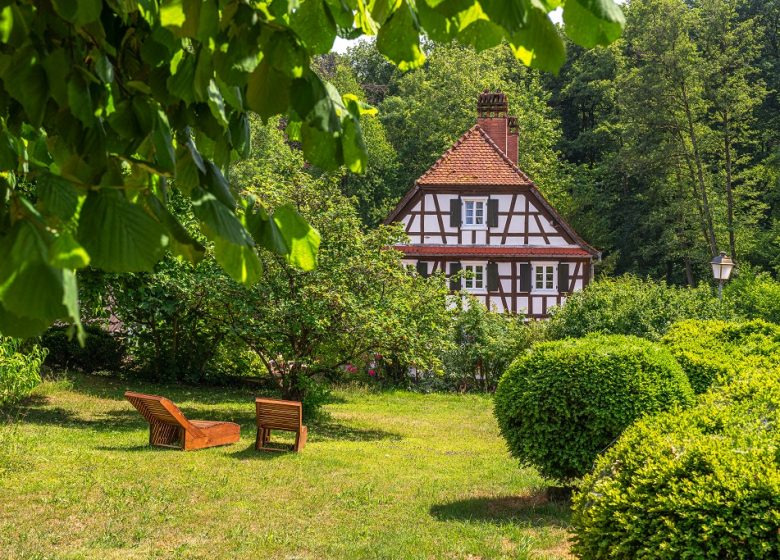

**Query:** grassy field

left=0, top=373, right=570, bottom=560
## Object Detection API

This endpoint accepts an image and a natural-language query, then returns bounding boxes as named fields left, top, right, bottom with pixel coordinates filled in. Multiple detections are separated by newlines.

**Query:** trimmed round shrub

left=573, top=368, right=780, bottom=559
left=41, top=325, right=125, bottom=373
left=662, top=319, right=780, bottom=393
left=494, top=335, right=694, bottom=482
left=0, top=338, right=46, bottom=407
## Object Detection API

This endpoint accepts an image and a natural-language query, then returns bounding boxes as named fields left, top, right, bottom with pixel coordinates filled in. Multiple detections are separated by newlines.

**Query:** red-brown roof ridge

left=416, top=125, right=534, bottom=186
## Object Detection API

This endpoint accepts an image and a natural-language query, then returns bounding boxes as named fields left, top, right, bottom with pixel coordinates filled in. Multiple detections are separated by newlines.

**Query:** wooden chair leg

left=294, top=426, right=308, bottom=452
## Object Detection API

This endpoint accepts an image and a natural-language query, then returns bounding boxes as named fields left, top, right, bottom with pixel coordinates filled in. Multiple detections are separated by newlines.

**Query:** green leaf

left=206, top=80, right=229, bottom=128
left=67, top=71, right=96, bottom=124
left=272, top=204, right=320, bottom=271
left=37, top=173, right=79, bottom=221
left=289, top=0, right=337, bottom=55
left=146, top=194, right=206, bottom=264
left=510, top=7, right=566, bottom=73
left=376, top=2, right=426, bottom=71
left=49, top=232, right=90, bottom=269
left=0, top=5, right=30, bottom=45
left=458, top=19, right=505, bottom=52
left=3, top=45, right=48, bottom=128
left=2, top=262, right=70, bottom=320
left=167, top=51, right=197, bottom=105
left=244, top=202, right=288, bottom=255
left=0, top=303, right=51, bottom=338
left=301, top=122, right=340, bottom=169
left=181, top=0, right=219, bottom=41
left=0, top=127, right=18, bottom=171
left=152, top=110, right=176, bottom=175
left=342, top=98, right=368, bottom=173
left=563, top=0, right=624, bottom=48
left=77, top=190, right=169, bottom=272
left=160, top=0, right=186, bottom=28
left=213, top=237, right=262, bottom=284
left=229, top=113, right=251, bottom=158
left=480, top=0, right=528, bottom=34
left=203, top=161, right=236, bottom=209
left=191, top=187, right=253, bottom=246
left=51, top=0, right=102, bottom=25
left=246, top=61, right=291, bottom=120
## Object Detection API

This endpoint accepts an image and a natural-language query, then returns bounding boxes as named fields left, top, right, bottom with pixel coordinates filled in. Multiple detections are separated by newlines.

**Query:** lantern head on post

left=711, top=251, right=735, bottom=299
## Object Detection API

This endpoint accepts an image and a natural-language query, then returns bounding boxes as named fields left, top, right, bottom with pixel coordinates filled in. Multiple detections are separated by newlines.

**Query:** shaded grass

left=0, top=373, right=571, bottom=559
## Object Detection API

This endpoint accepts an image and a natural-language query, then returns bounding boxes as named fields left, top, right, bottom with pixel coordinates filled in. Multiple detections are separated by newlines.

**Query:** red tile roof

left=416, top=126, right=533, bottom=186
left=393, top=245, right=592, bottom=258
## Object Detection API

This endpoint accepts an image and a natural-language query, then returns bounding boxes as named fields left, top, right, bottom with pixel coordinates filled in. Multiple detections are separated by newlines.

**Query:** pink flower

left=368, top=369, right=376, bottom=377
left=346, top=364, right=358, bottom=374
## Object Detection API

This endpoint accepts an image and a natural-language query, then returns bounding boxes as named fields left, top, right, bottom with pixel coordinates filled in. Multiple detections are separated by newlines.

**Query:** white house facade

left=384, top=91, right=600, bottom=318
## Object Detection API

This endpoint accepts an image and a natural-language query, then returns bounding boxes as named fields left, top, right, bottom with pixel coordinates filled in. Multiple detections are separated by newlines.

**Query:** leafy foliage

left=0, top=0, right=625, bottom=337
left=494, top=334, right=694, bottom=482
left=547, top=275, right=732, bottom=340
left=662, top=319, right=780, bottom=394
left=41, top=325, right=125, bottom=374
left=573, top=367, right=780, bottom=559
left=725, top=269, right=780, bottom=325
left=439, top=297, right=545, bottom=392
left=0, top=338, right=46, bottom=407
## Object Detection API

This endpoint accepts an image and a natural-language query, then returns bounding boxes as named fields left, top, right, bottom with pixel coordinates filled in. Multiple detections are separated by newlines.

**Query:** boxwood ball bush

left=494, top=335, right=694, bottom=482
left=573, top=368, right=780, bottom=559
left=662, top=319, right=780, bottom=393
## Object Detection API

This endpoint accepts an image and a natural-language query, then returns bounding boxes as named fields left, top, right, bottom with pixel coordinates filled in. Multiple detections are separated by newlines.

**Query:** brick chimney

left=476, top=90, right=519, bottom=165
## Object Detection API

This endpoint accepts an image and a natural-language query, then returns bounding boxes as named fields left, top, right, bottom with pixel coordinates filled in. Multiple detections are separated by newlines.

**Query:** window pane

left=475, top=266, right=483, bottom=288
left=465, top=201, right=474, bottom=224
left=546, top=267, right=554, bottom=289
left=475, top=202, right=484, bottom=224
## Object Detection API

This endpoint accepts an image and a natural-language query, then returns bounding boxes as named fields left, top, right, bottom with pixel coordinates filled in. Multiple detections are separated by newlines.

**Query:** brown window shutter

left=416, top=261, right=429, bottom=278
left=487, top=262, right=499, bottom=292
left=488, top=199, right=499, bottom=227
left=519, top=263, right=532, bottom=292
left=449, top=262, right=462, bottom=290
left=449, top=198, right=461, bottom=227
left=558, top=263, right=570, bottom=293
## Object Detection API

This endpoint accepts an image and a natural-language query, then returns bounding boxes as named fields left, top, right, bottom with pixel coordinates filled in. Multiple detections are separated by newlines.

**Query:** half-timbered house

left=384, top=91, right=600, bottom=318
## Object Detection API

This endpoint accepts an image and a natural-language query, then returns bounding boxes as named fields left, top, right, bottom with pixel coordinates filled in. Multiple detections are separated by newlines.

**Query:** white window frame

left=462, top=261, right=486, bottom=293
left=462, top=197, right=488, bottom=229
left=531, top=261, right=557, bottom=293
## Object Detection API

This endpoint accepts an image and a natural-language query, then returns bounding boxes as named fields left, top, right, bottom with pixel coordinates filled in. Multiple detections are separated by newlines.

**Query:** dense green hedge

left=547, top=275, right=730, bottom=341
left=725, top=270, right=780, bottom=325
left=0, top=338, right=46, bottom=407
left=662, top=319, right=780, bottom=393
left=494, top=335, right=694, bottom=482
left=42, top=325, right=126, bottom=373
left=573, top=368, right=780, bottom=559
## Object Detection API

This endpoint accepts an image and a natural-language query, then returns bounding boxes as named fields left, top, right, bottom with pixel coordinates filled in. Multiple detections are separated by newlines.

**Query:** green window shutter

left=558, top=263, right=570, bottom=293
left=416, top=261, right=429, bottom=278
left=449, top=262, right=462, bottom=290
left=519, top=263, right=532, bottom=292
left=487, top=262, right=499, bottom=292
left=449, top=198, right=461, bottom=227
left=488, top=199, right=499, bottom=227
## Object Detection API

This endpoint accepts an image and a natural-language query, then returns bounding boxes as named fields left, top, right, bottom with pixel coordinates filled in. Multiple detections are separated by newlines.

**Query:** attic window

left=463, top=198, right=486, bottom=228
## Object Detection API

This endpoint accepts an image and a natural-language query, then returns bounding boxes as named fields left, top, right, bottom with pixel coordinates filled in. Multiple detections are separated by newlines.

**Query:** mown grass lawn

left=0, top=373, right=570, bottom=560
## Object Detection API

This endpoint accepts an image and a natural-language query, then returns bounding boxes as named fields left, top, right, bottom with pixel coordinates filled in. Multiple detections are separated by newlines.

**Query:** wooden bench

left=125, top=391, right=240, bottom=450
left=255, top=397, right=307, bottom=452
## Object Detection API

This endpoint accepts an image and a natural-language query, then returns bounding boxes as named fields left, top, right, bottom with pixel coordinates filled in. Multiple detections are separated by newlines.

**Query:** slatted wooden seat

left=125, top=391, right=240, bottom=450
left=255, top=397, right=307, bottom=452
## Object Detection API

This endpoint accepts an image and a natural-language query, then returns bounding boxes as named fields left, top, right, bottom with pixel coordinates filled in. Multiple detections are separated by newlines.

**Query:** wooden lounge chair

left=125, top=391, right=240, bottom=450
left=255, top=397, right=307, bottom=452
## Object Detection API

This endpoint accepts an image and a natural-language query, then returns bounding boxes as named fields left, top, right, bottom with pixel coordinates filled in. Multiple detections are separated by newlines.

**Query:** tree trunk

left=723, top=111, right=737, bottom=259
left=680, top=81, right=719, bottom=256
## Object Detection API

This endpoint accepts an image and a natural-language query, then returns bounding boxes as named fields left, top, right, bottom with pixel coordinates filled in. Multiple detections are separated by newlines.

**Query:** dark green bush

left=547, top=275, right=732, bottom=341
left=662, top=319, right=780, bottom=393
left=494, top=335, right=694, bottom=482
left=0, top=338, right=46, bottom=407
left=573, top=368, right=780, bottom=559
left=42, top=325, right=125, bottom=373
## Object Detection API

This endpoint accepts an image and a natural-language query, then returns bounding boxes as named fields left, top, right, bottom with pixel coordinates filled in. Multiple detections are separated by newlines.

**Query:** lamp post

left=710, top=251, right=735, bottom=300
